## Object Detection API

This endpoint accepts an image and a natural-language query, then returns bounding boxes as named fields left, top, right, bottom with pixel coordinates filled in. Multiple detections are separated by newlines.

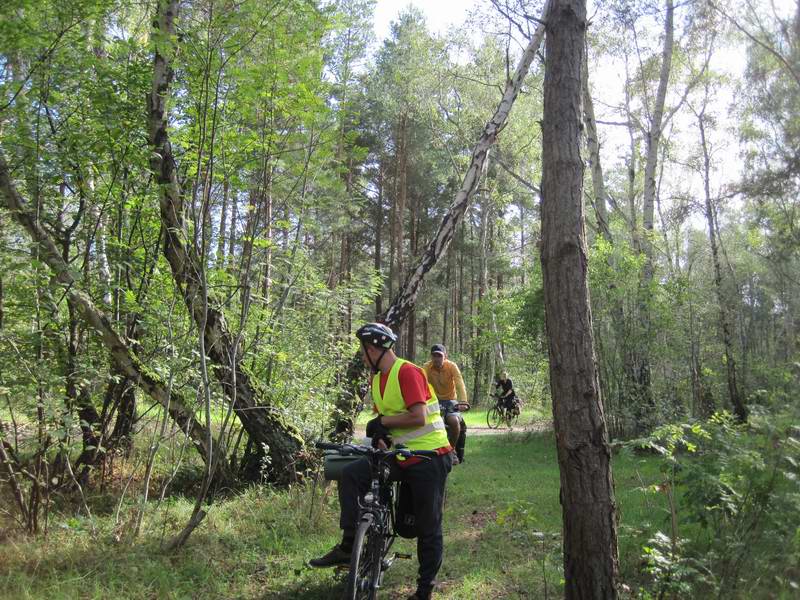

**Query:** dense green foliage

left=627, top=408, right=800, bottom=598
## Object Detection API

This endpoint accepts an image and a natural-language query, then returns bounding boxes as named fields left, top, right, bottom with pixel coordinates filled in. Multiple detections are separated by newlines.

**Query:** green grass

left=355, top=404, right=546, bottom=430
left=0, top=431, right=666, bottom=599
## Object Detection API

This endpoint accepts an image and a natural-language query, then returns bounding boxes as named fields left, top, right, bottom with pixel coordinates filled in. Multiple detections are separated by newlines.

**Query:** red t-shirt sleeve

left=378, top=363, right=431, bottom=407
left=384, top=363, right=429, bottom=408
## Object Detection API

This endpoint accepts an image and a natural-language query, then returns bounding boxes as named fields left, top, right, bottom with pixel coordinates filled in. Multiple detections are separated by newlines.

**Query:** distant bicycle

left=486, top=394, right=520, bottom=429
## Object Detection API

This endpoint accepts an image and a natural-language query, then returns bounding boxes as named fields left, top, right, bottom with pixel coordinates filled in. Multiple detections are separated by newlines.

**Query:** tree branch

left=0, top=151, right=229, bottom=479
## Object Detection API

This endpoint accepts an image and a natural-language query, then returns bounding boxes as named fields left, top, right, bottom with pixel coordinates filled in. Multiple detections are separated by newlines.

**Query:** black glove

left=366, top=416, right=392, bottom=448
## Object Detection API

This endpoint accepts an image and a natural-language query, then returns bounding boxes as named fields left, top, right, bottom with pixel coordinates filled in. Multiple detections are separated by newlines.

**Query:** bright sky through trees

left=373, top=0, right=480, bottom=40
left=373, top=0, right=795, bottom=195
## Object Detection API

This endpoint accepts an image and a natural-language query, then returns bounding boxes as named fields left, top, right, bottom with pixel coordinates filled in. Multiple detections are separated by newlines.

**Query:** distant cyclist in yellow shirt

left=423, top=344, right=468, bottom=463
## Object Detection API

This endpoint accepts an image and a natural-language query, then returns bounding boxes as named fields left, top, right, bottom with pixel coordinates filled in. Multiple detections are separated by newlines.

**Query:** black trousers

left=338, top=452, right=453, bottom=589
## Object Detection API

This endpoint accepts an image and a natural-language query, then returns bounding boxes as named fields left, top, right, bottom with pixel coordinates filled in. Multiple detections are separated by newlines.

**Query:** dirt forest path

left=353, top=419, right=552, bottom=439
left=467, top=419, right=552, bottom=435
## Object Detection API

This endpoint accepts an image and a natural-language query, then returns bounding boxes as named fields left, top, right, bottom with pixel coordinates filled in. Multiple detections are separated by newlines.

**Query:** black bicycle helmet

left=356, top=322, right=397, bottom=349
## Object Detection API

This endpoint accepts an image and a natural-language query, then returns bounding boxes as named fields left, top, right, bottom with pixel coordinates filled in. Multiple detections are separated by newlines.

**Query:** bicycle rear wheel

left=486, top=407, right=502, bottom=429
left=345, top=513, right=382, bottom=600
left=506, top=408, right=519, bottom=429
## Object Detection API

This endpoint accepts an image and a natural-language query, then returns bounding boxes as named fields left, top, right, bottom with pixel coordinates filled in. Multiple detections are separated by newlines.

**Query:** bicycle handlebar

left=314, top=441, right=438, bottom=460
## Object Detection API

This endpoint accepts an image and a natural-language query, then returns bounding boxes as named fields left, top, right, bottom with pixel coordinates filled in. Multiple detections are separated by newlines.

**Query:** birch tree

left=148, top=0, right=304, bottom=483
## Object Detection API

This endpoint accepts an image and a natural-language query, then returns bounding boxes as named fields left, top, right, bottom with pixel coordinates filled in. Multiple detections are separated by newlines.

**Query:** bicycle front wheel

left=486, top=407, right=502, bottom=429
left=346, top=513, right=382, bottom=600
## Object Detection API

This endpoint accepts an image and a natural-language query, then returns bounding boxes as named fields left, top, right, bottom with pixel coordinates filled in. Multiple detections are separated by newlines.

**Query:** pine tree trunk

left=540, top=1, right=620, bottom=597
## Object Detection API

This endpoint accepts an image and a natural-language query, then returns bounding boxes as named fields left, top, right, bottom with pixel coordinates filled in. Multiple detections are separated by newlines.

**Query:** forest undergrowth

left=2, top=413, right=799, bottom=599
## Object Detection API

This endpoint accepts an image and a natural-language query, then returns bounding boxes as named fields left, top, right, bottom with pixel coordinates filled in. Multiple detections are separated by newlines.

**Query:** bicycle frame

left=316, top=442, right=433, bottom=599
left=486, top=395, right=519, bottom=429
left=357, top=452, right=397, bottom=574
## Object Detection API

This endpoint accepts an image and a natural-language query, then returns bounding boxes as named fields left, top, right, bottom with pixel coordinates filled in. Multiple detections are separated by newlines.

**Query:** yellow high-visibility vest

left=371, top=358, right=449, bottom=451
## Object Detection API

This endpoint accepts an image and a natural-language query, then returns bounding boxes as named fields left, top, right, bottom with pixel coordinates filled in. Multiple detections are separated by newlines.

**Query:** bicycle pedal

left=394, top=552, right=412, bottom=560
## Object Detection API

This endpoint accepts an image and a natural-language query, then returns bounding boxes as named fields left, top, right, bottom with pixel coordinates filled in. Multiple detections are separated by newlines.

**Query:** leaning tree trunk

left=330, top=0, right=553, bottom=437
left=540, top=1, right=620, bottom=598
left=0, top=153, right=228, bottom=481
left=381, top=1, right=549, bottom=330
left=148, top=0, right=303, bottom=482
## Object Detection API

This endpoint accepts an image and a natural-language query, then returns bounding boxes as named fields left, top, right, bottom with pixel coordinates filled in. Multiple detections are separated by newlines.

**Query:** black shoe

left=406, top=586, right=433, bottom=600
left=308, top=544, right=351, bottom=568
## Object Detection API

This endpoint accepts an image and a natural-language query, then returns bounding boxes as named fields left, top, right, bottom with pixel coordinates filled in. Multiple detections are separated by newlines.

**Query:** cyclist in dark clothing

left=309, top=323, right=452, bottom=600
left=495, top=371, right=519, bottom=414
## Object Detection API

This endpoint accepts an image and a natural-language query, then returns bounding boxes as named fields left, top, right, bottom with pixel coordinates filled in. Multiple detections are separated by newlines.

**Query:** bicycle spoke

left=346, top=513, right=385, bottom=600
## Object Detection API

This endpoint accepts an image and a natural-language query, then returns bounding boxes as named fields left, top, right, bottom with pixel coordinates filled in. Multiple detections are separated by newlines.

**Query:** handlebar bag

left=322, top=451, right=361, bottom=482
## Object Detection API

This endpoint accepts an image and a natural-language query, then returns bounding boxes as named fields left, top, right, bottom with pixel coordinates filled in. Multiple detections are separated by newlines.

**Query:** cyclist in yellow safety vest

left=309, top=323, right=452, bottom=600
left=423, top=344, right=468, bottom=464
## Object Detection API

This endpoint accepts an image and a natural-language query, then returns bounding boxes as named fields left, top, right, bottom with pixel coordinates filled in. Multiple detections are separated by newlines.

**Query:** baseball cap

left=430, top=344, right=446, bottom=355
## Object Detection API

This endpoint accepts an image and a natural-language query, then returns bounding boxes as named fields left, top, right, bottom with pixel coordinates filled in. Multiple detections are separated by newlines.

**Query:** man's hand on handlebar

left=366, top=415, right=393, bottom=449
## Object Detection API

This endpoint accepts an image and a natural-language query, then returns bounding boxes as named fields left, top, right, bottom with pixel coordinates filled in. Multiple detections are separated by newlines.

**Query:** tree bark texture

left=148, top=0, right=304, bottom=483
left=540, top=1, right=620, bottom=598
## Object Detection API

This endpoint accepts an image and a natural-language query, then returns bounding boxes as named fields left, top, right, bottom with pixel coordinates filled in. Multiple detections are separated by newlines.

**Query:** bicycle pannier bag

left=395, top=481, right=418, bottom=539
